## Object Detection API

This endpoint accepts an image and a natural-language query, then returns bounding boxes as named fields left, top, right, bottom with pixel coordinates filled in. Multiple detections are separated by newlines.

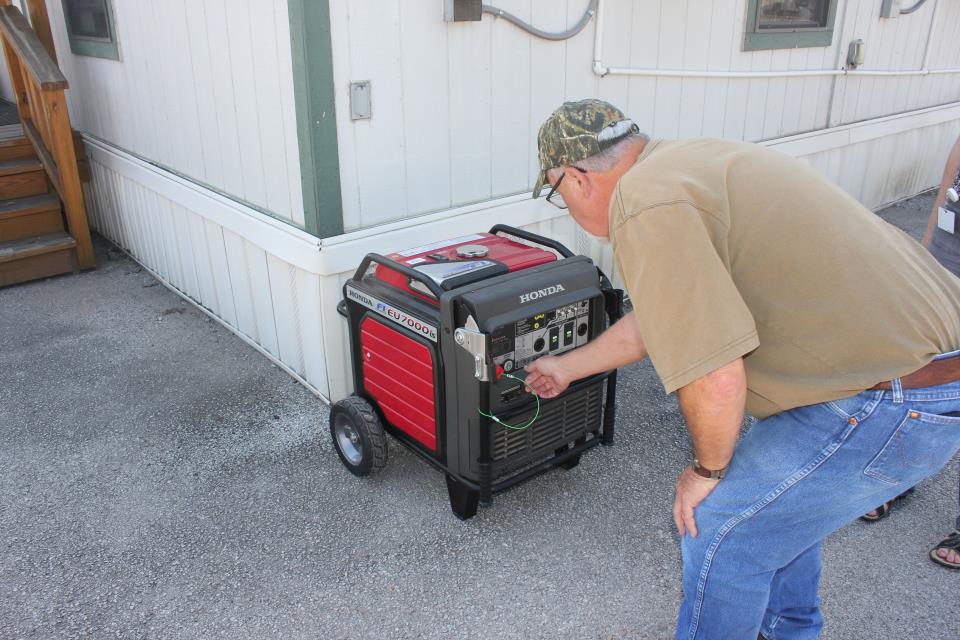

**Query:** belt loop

left=892, top=377, right=904, bottom=404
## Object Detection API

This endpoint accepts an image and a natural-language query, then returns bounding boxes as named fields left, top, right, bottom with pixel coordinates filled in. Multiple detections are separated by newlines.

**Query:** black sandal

left=929, top=530, right=960, bottom=569
left=859, top=488, right=915, bottom=522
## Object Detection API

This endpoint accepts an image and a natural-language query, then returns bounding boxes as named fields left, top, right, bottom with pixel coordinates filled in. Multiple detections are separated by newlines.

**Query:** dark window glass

left=65, top=0, right=111, bottom=41
left=758, top=0, right=830, bottom=31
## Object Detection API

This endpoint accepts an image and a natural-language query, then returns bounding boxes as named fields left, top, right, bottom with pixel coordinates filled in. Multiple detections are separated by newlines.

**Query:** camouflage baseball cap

left=532, top=99, right=628, bottom=198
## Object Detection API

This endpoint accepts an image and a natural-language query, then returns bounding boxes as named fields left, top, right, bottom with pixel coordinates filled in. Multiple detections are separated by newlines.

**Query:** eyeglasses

left=545, top=166, right=587, bottom=210
left=542, top=119, right=639, bottom=209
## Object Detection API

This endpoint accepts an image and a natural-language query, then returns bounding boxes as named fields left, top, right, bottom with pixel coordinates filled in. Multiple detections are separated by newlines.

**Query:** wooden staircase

left=0, top=132, right=90, bottom=286
left=0, top=1, right=94, bottom=287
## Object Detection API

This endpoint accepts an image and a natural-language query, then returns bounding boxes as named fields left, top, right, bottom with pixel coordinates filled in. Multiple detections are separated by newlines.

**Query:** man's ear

left=568, top=167, right=591, bottom=198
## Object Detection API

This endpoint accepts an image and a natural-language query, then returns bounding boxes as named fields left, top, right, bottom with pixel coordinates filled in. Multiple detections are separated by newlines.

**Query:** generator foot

left=446, top=475, right=479, bottom=520
left=557, top=438, right=585, bottom=469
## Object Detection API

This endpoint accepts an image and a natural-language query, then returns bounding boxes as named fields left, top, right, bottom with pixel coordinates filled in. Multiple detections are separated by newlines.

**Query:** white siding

left=71, top=0, right=960, bottom=405
left=330, top=0, right=960, bottom=231
left=46, top=0, right=304, bottom=226
left=86, top=138, right=330, bottom=398
left=86, top=106, right=960, bottom=403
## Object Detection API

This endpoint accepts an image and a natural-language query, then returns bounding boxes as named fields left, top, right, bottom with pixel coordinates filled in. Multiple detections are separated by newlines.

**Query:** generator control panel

left=489, top=299, right=592, bottom=374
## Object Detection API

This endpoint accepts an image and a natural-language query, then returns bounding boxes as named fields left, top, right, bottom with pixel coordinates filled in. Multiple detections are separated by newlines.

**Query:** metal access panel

left=360, top=315, right=439, bottom=451
left=444, top=0, right=481, bottom=22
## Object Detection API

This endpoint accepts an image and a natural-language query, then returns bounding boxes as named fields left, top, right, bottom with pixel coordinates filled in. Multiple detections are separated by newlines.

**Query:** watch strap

left=692, top=459, right=727, bottom=480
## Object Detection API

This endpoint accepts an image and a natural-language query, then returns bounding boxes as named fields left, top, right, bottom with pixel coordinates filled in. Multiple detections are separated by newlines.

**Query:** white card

left=938, top=206, right=955, bottom=234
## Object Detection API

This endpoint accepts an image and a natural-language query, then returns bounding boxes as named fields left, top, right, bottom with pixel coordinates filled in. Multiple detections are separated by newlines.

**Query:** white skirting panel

left=85, top=138, right=332, bottom=400
left=84, top=104, right=960, bottom=404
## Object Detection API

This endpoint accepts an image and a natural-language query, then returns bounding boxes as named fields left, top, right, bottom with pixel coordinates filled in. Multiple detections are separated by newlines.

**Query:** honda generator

left=332, top=225, right=623, bottom=520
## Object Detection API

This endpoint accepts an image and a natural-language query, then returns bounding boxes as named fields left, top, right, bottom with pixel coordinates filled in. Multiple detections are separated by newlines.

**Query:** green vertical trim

left=743, top=0, right=838, bottom=52
left=289, top=0, right=343, bottom=238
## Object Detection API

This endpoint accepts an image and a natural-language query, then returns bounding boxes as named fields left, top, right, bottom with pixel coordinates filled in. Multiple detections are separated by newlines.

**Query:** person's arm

left=672, top=357, right=746, bottom=538
left=523, top=311, right=646, bottom=398
left=922, top=135, right=960, bottom=247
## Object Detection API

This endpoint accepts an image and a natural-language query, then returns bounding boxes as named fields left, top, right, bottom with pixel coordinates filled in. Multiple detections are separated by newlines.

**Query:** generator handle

left=354, top=253, right=445, bottom=298
left=488, top=224, right=575, bottom=259
left=603, top=283, right=625, bottom=323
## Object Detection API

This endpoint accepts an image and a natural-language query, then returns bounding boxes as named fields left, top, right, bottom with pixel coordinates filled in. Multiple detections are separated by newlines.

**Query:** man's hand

left=673, top=358, right=745, bottom=537
left=524, top=355, right=573, bottom=398
left=522, top=312, right=647, bottom=400
left=673, top=465, right=720, bottom=538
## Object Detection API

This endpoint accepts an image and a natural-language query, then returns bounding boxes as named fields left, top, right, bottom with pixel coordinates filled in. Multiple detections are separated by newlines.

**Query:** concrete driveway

left=1, top=193, right=957, bottom=640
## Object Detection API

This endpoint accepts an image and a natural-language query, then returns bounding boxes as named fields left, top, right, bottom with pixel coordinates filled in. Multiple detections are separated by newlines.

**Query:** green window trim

left=288, top=0, right=343, bottom=238
left=743, top=0, right=839, bottom=51
left=60, top=0, right=120, bottom=61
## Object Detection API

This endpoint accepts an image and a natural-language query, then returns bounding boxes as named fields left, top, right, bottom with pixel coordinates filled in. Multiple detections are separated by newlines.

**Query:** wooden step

left=0, top=156, right=41, bottom=176
left=0, top=131, right=86, bottom=163
left=0, top=231, right=77, bottom=287
left=0, top=134, right=36, bottom=162
left=0, top=134, right=91, bottom=183
left=0, top=193, right=62, bottom=242
left=0, top=157, right=46, bottom=199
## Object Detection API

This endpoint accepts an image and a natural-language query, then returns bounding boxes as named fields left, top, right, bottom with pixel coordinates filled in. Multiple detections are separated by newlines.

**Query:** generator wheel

left=330, top=396, right=387, bottom=477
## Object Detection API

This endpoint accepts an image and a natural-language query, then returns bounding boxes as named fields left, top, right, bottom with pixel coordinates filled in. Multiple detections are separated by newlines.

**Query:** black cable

left=900, top=0, right=929, bottom=15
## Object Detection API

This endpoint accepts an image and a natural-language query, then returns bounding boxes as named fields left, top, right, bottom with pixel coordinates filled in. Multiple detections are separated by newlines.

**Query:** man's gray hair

left=546, top=132, right=649, bottom=181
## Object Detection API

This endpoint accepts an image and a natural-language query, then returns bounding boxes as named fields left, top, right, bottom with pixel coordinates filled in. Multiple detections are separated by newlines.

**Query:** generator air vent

left=492, top=385, right=603, bottom=462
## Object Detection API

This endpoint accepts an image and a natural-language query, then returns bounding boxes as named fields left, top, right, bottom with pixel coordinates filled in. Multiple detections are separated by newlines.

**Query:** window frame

left=743, top=0, right=839, bottom=51
left=60, top=0, right=120, bottom=61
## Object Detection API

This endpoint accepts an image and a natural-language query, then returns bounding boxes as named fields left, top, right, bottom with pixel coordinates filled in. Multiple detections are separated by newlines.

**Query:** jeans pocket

left=864, top=410, right=960, bottom=485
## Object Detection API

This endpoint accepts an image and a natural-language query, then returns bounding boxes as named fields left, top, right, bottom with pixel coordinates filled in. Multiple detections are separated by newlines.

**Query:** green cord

left=478, top=372, right=541, bottom=431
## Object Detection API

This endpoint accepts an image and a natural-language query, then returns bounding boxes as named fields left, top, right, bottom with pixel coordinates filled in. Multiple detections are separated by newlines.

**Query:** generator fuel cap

left=455, top=244, right=489, bottom=258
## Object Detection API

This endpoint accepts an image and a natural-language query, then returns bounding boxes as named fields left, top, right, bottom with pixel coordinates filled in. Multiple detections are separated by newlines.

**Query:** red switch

left=495, top=364, right=504, bottom=380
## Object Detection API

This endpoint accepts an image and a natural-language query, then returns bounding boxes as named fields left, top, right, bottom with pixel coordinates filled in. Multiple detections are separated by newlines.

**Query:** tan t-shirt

left=611, top=138, right=960, bottom=419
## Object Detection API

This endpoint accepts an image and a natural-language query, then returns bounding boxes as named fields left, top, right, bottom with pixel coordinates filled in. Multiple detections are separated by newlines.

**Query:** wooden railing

left=0, top=2, right=93, bottom=269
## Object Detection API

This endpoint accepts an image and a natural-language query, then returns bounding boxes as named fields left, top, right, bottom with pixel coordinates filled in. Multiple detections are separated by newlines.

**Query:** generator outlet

left=500, top=384, right=525, bottom=404
left=444, top=0, right=481, bottom=22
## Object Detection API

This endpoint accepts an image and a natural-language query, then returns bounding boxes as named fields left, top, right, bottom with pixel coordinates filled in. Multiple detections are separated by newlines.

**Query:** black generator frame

left=338, top=225, right=624, bottom=519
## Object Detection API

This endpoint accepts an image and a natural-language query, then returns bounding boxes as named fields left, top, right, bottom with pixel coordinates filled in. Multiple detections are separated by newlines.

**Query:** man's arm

left=523, top=311, right=646, bottom=398
left=673, top=357, right=746, bottom=538
left=922, top=135, right=960, bottom=247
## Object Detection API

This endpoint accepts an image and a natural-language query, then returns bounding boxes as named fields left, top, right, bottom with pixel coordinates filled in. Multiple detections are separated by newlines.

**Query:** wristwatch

left=692, top=458, right=727, bottom=481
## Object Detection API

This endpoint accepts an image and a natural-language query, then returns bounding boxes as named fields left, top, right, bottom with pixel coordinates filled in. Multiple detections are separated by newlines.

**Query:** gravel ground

left=1, top=192, right=958, bottom=640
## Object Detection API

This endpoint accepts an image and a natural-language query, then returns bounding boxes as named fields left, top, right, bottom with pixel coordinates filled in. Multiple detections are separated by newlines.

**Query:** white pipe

left=600, top=66, right=844, bottom=79
left=591, top=0, right=960, bottom=80
left=591, top=0, right=606, bottom=77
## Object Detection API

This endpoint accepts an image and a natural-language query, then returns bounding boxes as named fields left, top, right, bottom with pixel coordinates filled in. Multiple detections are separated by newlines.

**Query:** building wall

left=329, top=0, right=960, bottom=231
left=46, top=0, right=305, bottom=226
left=86, top=106, right=960, bottom=402
left=69, top=0, right=960, bottom=403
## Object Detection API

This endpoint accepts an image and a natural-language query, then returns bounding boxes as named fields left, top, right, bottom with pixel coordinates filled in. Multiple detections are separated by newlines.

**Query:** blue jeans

left=675, top=378, right=960, bottom=640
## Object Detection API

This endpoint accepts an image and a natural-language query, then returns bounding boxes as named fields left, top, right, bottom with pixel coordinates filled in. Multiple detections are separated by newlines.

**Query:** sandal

left=929, top=530, right=960, bottom=569
left=859, top=488, right=915, bottom=522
